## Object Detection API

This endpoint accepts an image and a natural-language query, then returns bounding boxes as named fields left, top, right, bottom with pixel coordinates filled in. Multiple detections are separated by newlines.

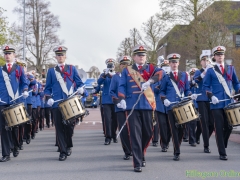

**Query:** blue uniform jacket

left=44, top=64, right=84, bottom=108
left=97, top=73, right=114, bottom=105
left=160, top=71, right=191, bottom=111
left=203, top=65, right=240, bottom=109
left=152, top=82, right=166, bottom=113
left=26, top=74, right=36, bottom=105
left=118, top=64, right=164, bottom=111
left=193, top=69, right=209, bottom=102
left=0, top=63, right=28, bottom=105
left=109, top=73, right=123, bottom=112
left=190, top=81, right=198, bottom=108
left=36, top=82, right=42, bottom=107
left=31, top=83, right=39, bottom=108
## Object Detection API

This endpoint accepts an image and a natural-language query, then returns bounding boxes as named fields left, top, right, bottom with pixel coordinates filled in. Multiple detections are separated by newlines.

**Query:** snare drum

left=172, top=100, right=199, bottom=124
left=58, top=95, right=86, bottom=122
left=2, top=103, right=31, bottom=127
left=224, top=102, right=240, bottom=126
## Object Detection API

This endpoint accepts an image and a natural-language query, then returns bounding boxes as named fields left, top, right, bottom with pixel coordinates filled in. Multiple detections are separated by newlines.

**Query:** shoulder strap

left=170, top=78, right=183, bottom=98
left=2, top=69, right=18, bottom=100
left=54, top=67, right=71, bottom=96
left=212, top=67, right=231, bottom=98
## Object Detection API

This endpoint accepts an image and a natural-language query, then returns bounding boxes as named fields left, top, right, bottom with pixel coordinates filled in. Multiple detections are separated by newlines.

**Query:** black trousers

left=31, top=108, right=37, bottom=137
left=100, top=104, right=105, bottom=134
left=52, top=108, right=67, bottom=155
left=18, top=124, right=24, bottom=146
left=197, top=101, right=214, bottom=148
left=196, top=120, right=202, bottom=142
left=64, top=122, right=75, bottom=148
left=102, top=104, right=117, bottom=140
left=24, top=104, right=32, bottom=139
left=187, top=120, right=197, bottom=144
left=127, top=110, right=153, bottom=168
left=211, top=109, right=232, bottom=156
left=116, top=111, right=131, bottom=155
left=39, top=108, right=45, bottom=129
left=168, top=110, right=184, bottom=155
left=152, top=122, right=159, bottom=143
left=156, top=111, right=171, bottom=149
left=0, top=105, right=19, bottom=156
left=45, top=107, right=51, bottom=127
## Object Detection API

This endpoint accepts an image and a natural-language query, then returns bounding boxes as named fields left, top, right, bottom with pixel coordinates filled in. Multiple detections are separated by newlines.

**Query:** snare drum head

left=172, top=99, right=192, bottom=108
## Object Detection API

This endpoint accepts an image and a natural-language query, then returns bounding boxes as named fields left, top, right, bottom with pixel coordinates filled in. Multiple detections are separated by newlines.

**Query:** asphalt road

left=0, top=108, right=240, bottom=180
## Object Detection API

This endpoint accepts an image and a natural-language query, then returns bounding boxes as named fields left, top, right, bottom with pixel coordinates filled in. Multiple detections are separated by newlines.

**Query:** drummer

left=160, top=53, right=197, bottom=161
left=0, top=45, right=29, bottom=162
left=193, top=54, right=214, bottom=153
left=203, top=46, right=240, bottom=160
left=44, top=45, right=84, bottom=161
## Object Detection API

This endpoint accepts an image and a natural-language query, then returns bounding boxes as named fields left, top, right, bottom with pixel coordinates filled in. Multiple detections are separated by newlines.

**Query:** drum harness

left=117, top=65, right=157, bottom=139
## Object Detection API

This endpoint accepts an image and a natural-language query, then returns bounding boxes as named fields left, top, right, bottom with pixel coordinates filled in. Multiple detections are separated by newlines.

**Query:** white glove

left=105, top=69, right=109, bottom=75
left=77, top=87, right=84, bottom=94
left=23, top=91, right=29, bottom=99
left=211, top=96, right=219, bottom=105
left=192, top=80, right=195, bottom=85
left=92, top=89, right=96, bottom=93
left=109, top=71, right=116, bottom=76
left=200, top=72, right=205, bottom=78
left=191, top=94, right=198, bottom=100
left=117, top=99, right=126, bottom=109
left=47, top=98, right=54, bottom=106
left=141, top=80, right=151, bottom=91
left=164, top=99, right=171, bottom=107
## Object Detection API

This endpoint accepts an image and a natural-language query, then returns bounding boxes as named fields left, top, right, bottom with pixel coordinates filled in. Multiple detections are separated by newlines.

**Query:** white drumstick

left=68, top=85, right=86, bottom=98
left=54, top=99, right=64, bottom=103
left=210, top=99, right=230, bottom=104
left=181, top=94, right=202, bottom=100
left=10, top=90, right=33, bottom=102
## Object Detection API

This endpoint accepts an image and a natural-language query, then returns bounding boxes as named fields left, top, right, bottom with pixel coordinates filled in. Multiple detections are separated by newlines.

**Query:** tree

left=14, top=0, right=63, bottom=74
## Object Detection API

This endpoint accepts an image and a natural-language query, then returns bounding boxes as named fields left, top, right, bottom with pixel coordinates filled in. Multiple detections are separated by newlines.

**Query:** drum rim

left=1, top=102, right=25, bottom=112
left=58, top=95, right=81, bottom=105
left=224, top=102, right=240, bottom=109
left=172, top=99, right=193, bottom=108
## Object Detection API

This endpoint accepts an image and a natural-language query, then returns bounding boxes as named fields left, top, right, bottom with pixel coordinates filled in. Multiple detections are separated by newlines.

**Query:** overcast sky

left=1, top=0, right=160, bottom=72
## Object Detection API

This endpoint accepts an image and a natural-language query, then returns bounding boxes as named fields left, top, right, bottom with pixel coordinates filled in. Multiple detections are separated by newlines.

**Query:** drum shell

left=58, top=95, right=86, bottom=122
left=224, top=102, right=240, bottom=126
left=172, top=100, right=198, bottom=124
left=2, top=103, right=31, bottom=127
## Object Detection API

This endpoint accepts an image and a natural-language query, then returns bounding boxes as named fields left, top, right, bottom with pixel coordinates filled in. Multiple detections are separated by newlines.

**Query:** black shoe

left=190, top=143, right=196, bottom=147
left=204, top=148, right=211, bottom=153
left=134, top=167, right=142, bottom=172
left=142, top=161, right=146, bottom=167
left=31, top=135, right=35, bottom=139
left=13, top=148, right=19, bottom=157
left=67, top=148, right=72, bottom=156
left=161, top=148, right=167, bottom=152
left=104, top=139, right=111, bottom=145
left=219, top=155, right=228, bottom=160
left=10, top=149, right=13, bottom=153
left=113, top=138, right=118, bottom=143
left=26, top=138, right=31, bottom=144
left=152, top=142, right=158, bottom=147
left=166, top=144, right=169, bottom=149
left=36, top=129, right=38, bottom=133
left=59, top=153, right=67, bottom=161
left=19, top=145, right=24, bottom=150
left=0, top=156, right=10, bottom=162
left=129, top=152, right=133, bottom=156
left=123, top=154, right=130, bottom=160
left=183, top=139, right=188, bottom=142
left=173, top=155, right=180, bottom=161
left=196, top=140, right=200, bottom=144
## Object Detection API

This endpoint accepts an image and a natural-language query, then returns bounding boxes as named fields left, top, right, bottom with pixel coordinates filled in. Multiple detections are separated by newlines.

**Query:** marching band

left=0, top=44, right=239, bottom=173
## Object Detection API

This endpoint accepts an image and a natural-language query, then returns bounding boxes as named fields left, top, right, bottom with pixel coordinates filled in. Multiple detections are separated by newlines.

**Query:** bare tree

left=14, top=0, right=63, bottom=74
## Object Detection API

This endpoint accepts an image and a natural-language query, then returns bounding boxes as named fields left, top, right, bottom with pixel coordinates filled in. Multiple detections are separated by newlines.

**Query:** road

left=0, top=107, right=240, bottom=180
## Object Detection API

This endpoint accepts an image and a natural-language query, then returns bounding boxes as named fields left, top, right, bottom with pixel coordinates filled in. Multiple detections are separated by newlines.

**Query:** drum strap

left=212, top=68, right=231, bottom=98
left=2, top=69, right=19, bottom=100
left=170, top=79, right=183, bottom=98
left=54, top=67, right=73, bottom=96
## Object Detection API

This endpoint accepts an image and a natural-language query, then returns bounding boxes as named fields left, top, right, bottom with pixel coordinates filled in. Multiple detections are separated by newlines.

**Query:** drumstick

left=68, top=85, right=86, bottom=98
left=181, top=94, right=202, bottom=100
left=54, top=99, right=64, bottom=103
left=10, top=90, right=33, bottom=102
left=231, top=93, right=240, bottom=98
left=210, top=99, right=230, bottom=104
